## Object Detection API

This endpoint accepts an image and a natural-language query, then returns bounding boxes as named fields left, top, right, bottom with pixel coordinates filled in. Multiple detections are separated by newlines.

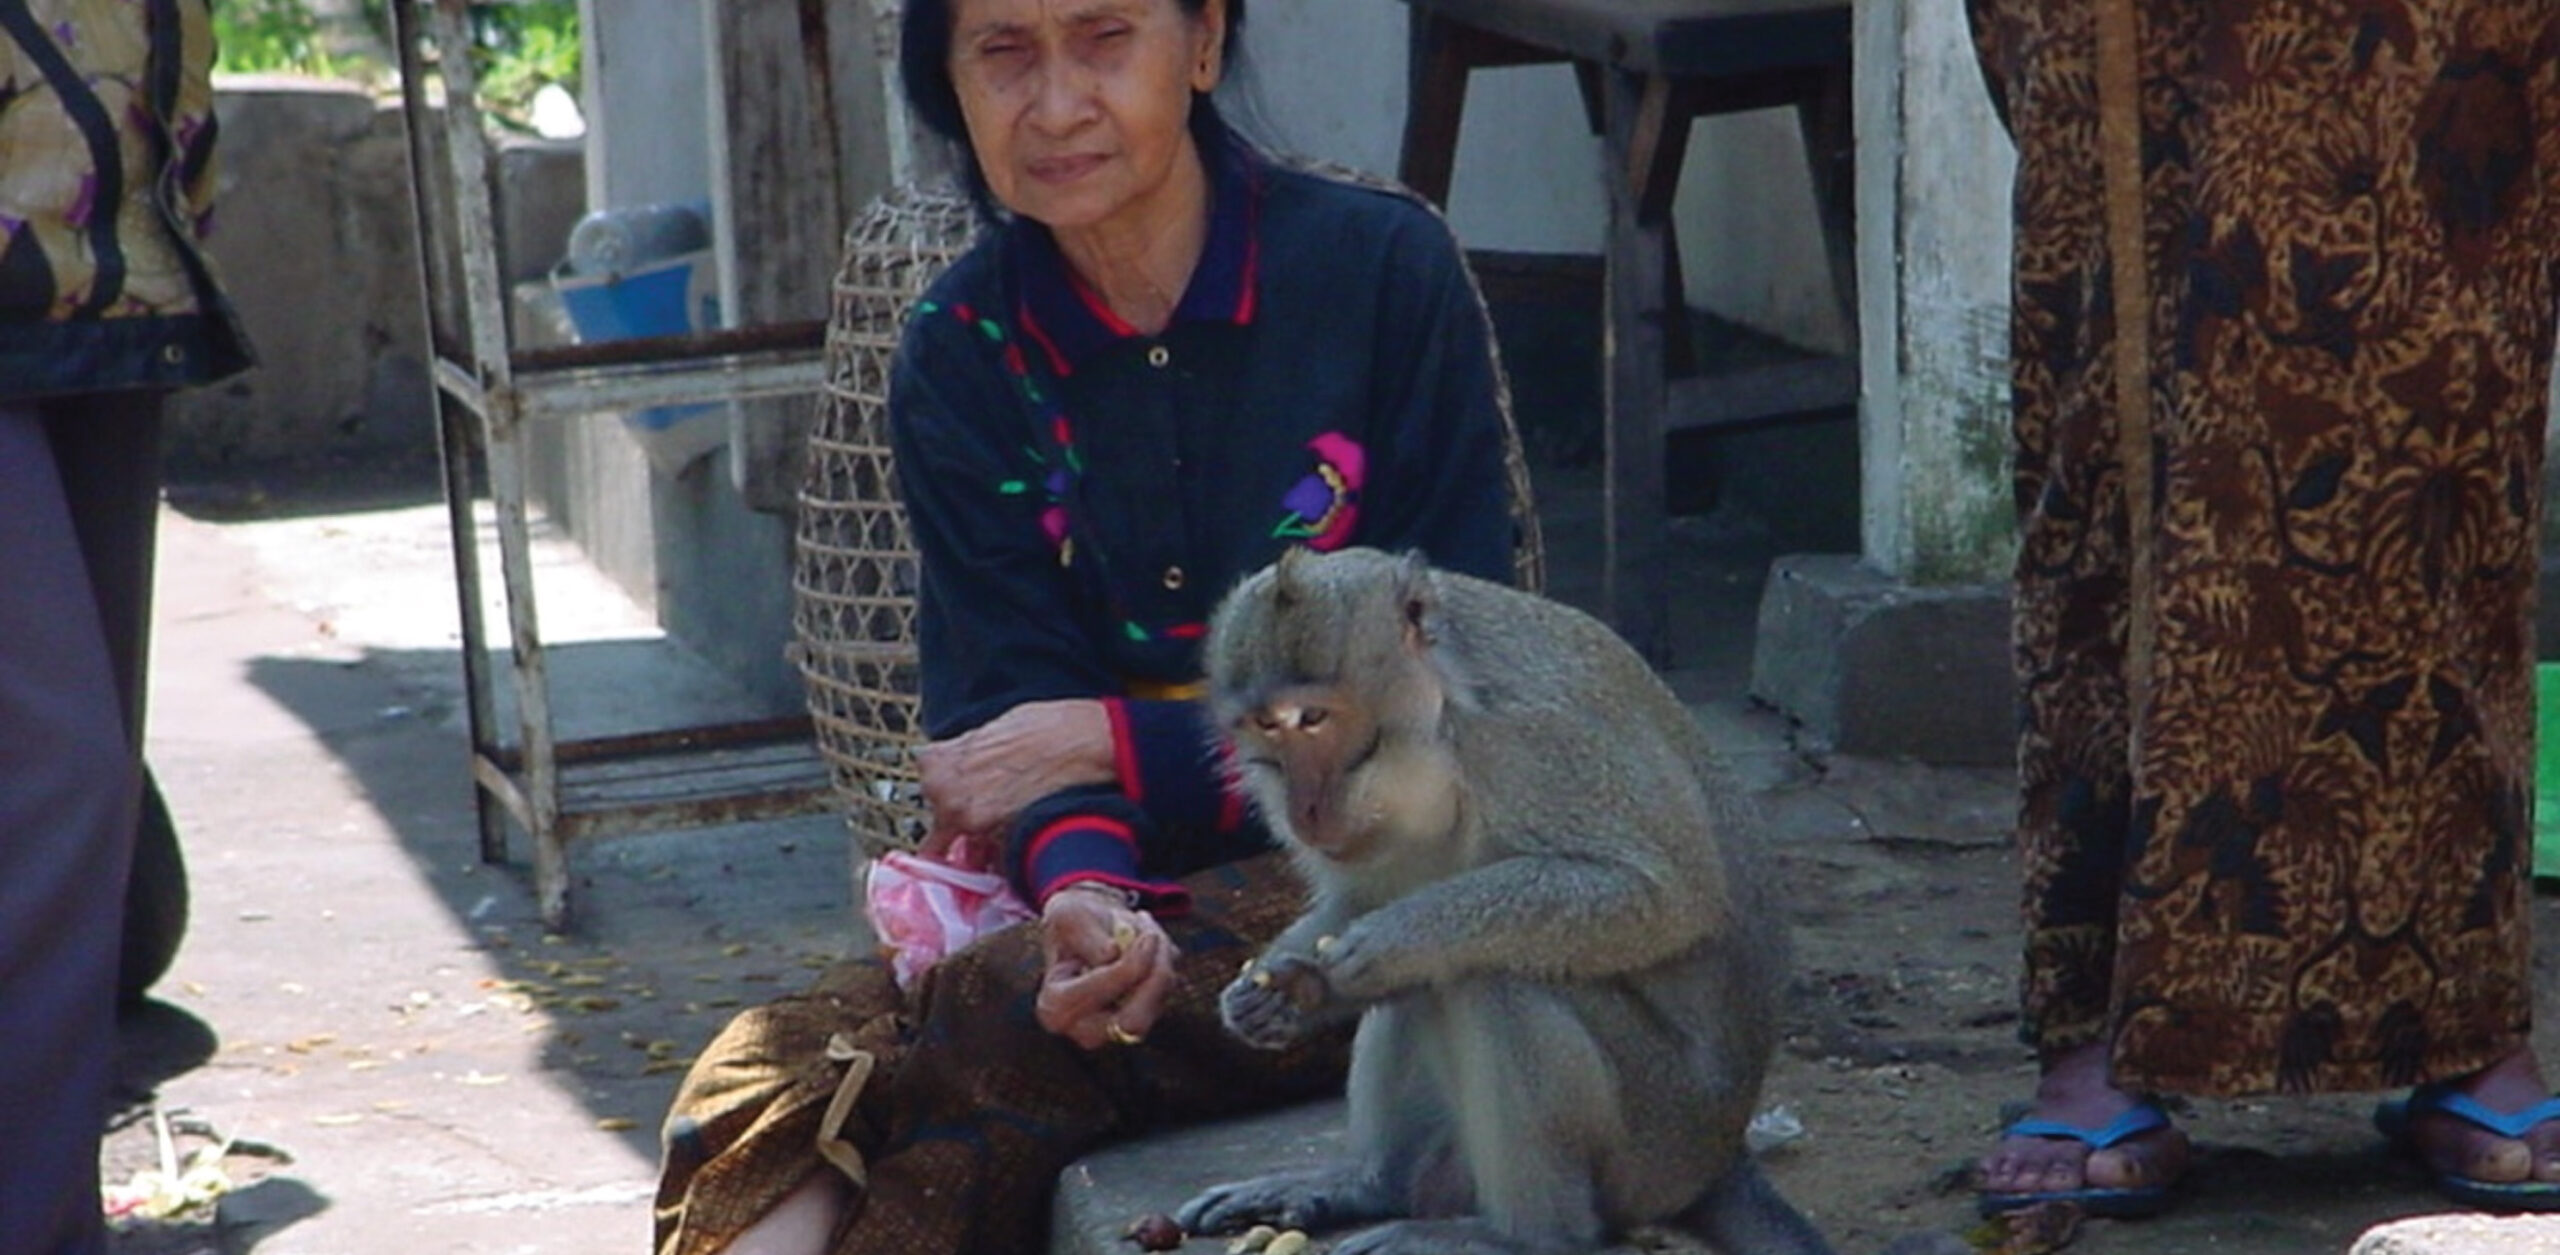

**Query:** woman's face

left=947, top=0, right=1225, bottom=232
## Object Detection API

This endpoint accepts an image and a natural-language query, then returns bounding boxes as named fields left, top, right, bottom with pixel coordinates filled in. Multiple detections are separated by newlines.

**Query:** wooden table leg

left=1599, top=66, right=1680, bottom=664
left=1398, top=8, right=1469, bottom=205
left=1795, top=62, right=1859, bottom=334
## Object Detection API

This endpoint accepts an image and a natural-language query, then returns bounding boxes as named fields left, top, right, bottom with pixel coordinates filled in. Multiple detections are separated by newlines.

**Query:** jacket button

left=1146, top=345, right=1170, bottom=368
left=1161, top=565, right=1185, bottom=590
left=162, top=344, right=186, bottom=364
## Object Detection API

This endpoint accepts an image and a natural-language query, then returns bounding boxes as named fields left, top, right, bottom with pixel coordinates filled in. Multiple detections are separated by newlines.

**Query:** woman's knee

left=717, top=1169, right=848, bottom=1255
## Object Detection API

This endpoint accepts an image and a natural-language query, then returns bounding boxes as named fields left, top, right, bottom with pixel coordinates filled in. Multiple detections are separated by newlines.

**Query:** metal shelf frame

left=390, top=0, right=834, bottom=928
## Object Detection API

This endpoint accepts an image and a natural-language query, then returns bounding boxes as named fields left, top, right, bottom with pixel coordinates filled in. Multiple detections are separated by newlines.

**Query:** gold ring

left=1105, top=1020, right=1143, bottom=1047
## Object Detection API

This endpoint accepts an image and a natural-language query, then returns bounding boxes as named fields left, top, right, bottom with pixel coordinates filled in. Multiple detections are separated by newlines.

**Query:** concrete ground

left=107, top=470, right=857, bottom=1255
left=103, top=460, right=2560, bottom=1255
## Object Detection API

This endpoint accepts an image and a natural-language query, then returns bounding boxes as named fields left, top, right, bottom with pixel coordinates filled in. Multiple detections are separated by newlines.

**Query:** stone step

left=2353, top=1213, right=2560, bottom=1255
left=1049, top=1101, right=1346, bottom=1255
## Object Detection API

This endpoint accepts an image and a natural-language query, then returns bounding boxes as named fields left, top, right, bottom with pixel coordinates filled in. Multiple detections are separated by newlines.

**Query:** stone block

left=1049, top=1100, right=1346, bottom=1255
left=493, top=137, right=586, bottom=285
left=1749, top=553, right=2011, bottom=765
left=2352, top=1212, right=2560, bottom=1255
left=170, top=80, right=428, bottom=470
left=168, top=80, right=585, bottom=473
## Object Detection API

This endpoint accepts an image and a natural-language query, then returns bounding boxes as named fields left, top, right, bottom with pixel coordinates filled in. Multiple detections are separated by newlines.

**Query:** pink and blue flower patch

left=1272, top=432, right=1364, bottom=551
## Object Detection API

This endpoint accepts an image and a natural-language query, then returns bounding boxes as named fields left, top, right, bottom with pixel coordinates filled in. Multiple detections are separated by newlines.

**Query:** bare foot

left=2408, top=1047, right=2560, bottom=1187
left=1979, top=1041, right=2191, bottom=1202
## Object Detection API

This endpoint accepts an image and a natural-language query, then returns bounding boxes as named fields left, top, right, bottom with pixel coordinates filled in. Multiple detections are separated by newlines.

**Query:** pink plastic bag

left=863, top=843, right=1036, bottom=991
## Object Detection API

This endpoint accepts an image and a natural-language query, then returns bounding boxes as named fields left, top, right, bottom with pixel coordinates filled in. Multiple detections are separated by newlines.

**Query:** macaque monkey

left=1174, top=547, right=1833, bottom=1255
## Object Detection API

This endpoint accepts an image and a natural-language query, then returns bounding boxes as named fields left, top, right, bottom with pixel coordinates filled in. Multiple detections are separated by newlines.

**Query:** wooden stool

left=1397, top=0, right=1855, bottom=663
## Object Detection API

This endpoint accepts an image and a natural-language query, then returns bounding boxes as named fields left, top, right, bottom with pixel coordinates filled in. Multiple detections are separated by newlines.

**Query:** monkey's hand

left=1220, top=952, right=1330, bottom=1050
left=1306, top=919, right=1403, bottom=1003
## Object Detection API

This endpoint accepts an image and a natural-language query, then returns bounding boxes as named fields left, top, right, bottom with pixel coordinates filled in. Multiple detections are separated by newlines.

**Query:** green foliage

left=211, top=0, right=347, bottom=79
left=210, top=2, right=581, bottom=131
left=466, top=2, right=582, bottom=130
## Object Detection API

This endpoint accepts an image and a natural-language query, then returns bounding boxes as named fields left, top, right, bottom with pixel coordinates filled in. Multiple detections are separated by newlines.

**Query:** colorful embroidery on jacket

left=1273, top=432, right=1364, bottom=551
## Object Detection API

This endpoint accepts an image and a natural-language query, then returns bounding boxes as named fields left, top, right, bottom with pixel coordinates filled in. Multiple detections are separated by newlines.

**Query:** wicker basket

left=792, top=186, right=978, bottom=859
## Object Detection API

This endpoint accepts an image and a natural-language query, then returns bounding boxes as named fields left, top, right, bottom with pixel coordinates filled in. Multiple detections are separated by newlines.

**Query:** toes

left=2524, top=1126, right=2560, bottom=1184
left=2084, top=1148, right=2142, bottom=1189
left=2085, top=1128, right=2188, bottom=1191
left=2413, top=1115, right=2533, bottom=1184
left=2469, top=1138, right=2534, bottom=1184
left=1979, top=1140, right=2085, bottom=1195
left=1976, top=1162, right=2027, bottom=1194
left=1983, top=1125, right=2189, bottom=1198
left=2028, top=1157, right=2082, bottom=1194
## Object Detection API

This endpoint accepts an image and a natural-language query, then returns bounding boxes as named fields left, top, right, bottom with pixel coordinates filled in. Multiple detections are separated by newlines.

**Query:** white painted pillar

left=575, top=0, right=711, bottom=211
left=1854, top=0, right=2017, bottom=585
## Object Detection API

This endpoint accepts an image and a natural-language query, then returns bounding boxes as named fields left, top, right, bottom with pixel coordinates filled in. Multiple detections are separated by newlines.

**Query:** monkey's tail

left=1671, top=1157, right=1839, bottom=1255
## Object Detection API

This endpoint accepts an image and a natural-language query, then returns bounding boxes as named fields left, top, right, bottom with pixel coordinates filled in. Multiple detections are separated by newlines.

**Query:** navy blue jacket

left=889, top=137, right=1512, bottom=911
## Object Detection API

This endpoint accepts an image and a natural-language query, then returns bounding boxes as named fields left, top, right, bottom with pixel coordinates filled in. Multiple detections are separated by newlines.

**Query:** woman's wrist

left=1049, top=879, right=1142, bottom=910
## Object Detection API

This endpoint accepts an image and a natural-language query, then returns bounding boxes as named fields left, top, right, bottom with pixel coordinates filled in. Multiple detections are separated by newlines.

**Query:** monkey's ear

left=1274, top=545, right=1311, bottom=609
left=1395, top=550, right=1441, bottom=652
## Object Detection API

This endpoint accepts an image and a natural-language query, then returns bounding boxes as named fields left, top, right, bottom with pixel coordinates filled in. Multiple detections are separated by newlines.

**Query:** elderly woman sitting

left=651, top=1, right=1519, bottom=1252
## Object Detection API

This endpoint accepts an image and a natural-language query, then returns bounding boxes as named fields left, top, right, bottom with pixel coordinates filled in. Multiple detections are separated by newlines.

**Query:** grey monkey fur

left=1175, top=547, right=1835, bottom=1255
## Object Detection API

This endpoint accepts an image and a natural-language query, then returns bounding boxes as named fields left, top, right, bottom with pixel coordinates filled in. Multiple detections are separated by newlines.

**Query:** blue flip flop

left=2374, top=1083, right=2560, bottom=1212
left=1978, top=1100, right=2183, bottom=1218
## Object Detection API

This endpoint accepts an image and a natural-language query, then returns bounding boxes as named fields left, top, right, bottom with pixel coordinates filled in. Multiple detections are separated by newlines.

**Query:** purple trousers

left=0, top=395, right=161, bottom=1255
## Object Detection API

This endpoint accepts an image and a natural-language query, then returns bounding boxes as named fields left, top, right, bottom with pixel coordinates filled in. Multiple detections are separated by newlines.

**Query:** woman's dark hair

left=899, top=0, right=1246, bottom=218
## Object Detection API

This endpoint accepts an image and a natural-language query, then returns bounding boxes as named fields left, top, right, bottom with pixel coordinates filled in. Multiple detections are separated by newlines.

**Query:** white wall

left=1855, top=0, right=2014, bottom=584
left=578, top=0, right=711, bottom=210
left=573, top=0, right=1836, bottom=352
left=1244, top=0, right=1841, bottom=352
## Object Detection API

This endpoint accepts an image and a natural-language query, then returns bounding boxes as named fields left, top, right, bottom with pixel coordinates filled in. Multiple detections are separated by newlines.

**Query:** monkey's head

left=1204, top=548, right=1463, bottom=866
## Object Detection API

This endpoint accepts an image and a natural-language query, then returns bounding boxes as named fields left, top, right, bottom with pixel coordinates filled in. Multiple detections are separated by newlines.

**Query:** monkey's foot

left=1975, top=1099, right=2187, bottom=1218
left=1175, top=1167, right=1397, bottom=1236
left=1327, top=1217, right=1545, bottom=1255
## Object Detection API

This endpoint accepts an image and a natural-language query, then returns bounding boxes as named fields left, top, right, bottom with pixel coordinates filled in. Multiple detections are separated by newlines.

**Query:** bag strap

left=2093, top=0, right=2157, bottom=734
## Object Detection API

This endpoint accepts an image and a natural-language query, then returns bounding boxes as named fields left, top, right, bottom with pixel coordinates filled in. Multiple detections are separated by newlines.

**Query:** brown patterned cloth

left=654, top=853, right=1348, bottom=1255
left=1967, top=0, right=2560, bottom=1098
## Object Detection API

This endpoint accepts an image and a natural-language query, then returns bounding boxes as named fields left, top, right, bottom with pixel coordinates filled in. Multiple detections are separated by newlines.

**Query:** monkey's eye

left=1298, top=707, right=1329, bottom=729
left=1250, top=712, right=1284, bottom=735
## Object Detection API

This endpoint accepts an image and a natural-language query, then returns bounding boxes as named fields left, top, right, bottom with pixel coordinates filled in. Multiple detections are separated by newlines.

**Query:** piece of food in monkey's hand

left=1226, top=1224, right=1279, bottom=1253
left=1273, top=959, right=1329, bottom=1010
left=1314, top=935, right=1337, bottom=956
left=1263, top=1230, right=1311, bottom=1255
left=1250, top=967, right=1273, bottom=987
left=1123, top=1212, right=1185, bottom=1250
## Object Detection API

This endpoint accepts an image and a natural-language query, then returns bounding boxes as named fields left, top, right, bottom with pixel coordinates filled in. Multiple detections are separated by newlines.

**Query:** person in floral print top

left=3, top=3, right=250, bottom=1252
left=652, top=0, right=1515, bottom=1251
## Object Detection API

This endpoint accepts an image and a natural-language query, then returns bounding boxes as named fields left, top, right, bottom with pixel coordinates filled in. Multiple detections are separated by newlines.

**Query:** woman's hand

left=1034, top=883, right=1179, bottom=1050
left=917, top=699, right=1115, bottom=858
